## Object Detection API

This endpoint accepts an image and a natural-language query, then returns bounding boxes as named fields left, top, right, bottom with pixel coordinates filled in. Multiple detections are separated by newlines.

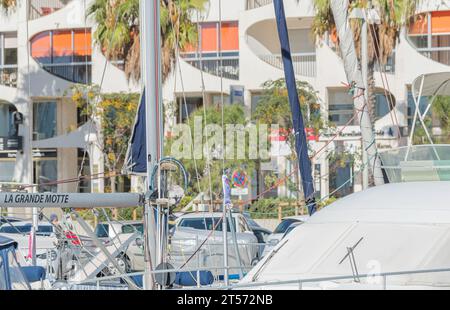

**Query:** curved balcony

left=28, top=0, right=74, bottom=20
left=246, top=0, right=273, bottom=10
left=30, top=28, right=92, bottom=84
left=246, top=18, right=317, bottom=78
left=258, top=52, right=316, bottom=77
left=181, top=52, right=239, bottom=80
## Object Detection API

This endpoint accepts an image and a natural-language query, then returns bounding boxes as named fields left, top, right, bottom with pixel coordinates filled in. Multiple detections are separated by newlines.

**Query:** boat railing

left=56, top=265, right=450, bottom=290
left=57, top=265, right=254, bottom=290
left=221, top=266, right=450, bottom=290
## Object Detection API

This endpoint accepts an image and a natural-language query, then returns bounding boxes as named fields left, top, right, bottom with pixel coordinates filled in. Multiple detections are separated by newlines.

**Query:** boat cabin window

left=178, top=217, right=236, bottom=232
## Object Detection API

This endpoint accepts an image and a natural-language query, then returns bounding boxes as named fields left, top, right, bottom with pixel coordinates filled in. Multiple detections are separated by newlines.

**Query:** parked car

left=170, top=212, right=260, bottom=276
left=282, top=222, right=303, bottom=239
left=261, top=215, right=309, bottom=258
left=250, top=226, right=272, bottom=259
left=0, top=216, right=24, bottom=226
left=93, top=221, right=145, bottom=273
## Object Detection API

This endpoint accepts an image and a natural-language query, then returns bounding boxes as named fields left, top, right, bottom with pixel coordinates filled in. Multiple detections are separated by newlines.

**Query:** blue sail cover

left=273, top=0, right=316, bottom=215
left=126, top=90, right=147, bottom=174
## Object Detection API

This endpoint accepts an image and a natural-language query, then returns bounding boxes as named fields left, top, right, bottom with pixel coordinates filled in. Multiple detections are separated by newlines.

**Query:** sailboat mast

left=140, top=0, right=164, bottom=290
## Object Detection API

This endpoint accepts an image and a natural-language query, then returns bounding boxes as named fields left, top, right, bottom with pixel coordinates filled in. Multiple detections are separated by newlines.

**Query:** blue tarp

left=273, top=0, right=316, bottom=215
left=21, top=266, right=46, bottom=283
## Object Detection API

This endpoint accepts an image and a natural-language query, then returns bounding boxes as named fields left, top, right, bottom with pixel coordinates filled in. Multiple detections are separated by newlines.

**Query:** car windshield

left=178, top=217, right=236, bottom=232
left=122, top=224, right=144, bottom=235
left=243, top=214, right=260, bottom=228
left=94, top=224, right=109, bottom=238
left=273, top=219, right=301, bottom=234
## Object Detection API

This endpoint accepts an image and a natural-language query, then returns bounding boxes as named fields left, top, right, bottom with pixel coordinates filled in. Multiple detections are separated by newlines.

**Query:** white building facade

left=0, top=0, right=137, bottom=217
left=1, top=0, right=450, bottom=210
left=163, top=0, right=450, bottom=202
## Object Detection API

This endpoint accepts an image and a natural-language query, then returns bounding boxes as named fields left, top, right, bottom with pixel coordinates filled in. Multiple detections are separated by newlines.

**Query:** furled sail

left=273, top=0, right=316, bottom=215
left=124, top=90, right=147, bottom=175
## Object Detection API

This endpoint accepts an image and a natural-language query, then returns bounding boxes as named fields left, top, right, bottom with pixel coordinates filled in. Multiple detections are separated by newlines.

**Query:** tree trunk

left=330, top=0, right=385, bottom=186
left=367, top=64, right=377, bottom=126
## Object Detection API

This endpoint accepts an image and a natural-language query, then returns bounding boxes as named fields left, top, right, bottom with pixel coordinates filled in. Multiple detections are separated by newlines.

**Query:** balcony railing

left=28, top=0, right=73, bottom=20
left=182, top=56, right=239, bottom=80
left=41, top=62, right=92, bottom=84
left=258, top=53, right=317, bottom=78
left=246, top=0, right=273, bottom=10
left=418, top=49, right=450, bottom=67
left=0, top=66, right=18, bottom=88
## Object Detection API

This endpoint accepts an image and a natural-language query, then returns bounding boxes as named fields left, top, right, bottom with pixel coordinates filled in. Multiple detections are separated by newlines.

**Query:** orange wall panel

left=201, top=23, right=218, bottom=52
left=53, top=30, right=72, bottom=57
left=74, top=30, right=92, bottom=56
left=221, top=22, right=239, bottom=51
left=432, top=11, right=450, bottom=33
left=31, top=32, right=51, bottom=58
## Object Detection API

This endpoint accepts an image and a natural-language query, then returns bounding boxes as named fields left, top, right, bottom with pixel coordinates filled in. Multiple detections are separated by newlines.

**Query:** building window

left=30, top=29, right=92, bottom=84
left=33, top=101, right=57, bottom=140
left=33, top=151, right=57, bottom=193
left=407, top=91, right=429, bottom=129
left=78, top=149, right=91, bottom=193
left=0, top=159, right=16, bottom=183
left=212, top=94, right=230, bottom=106
left=0, top=101, right=18, bottom=138
left=0, top=32, right=18, bottom=87
left=177, top=96, right=203, bottom=122
left=328, top=89, right=355, bottom=126
left=251, top=93, right=263, bottom=114
left=181, top=21, right=239, bottom=80
left=408, top=11, right=450, bottom=66
left=374, top=92, right=396, bottom=120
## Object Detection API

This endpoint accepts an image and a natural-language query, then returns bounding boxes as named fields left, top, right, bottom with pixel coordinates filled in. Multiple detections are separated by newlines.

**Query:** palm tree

left=88, top=0, right=207, bottom=83
left=0, top=0, right=16, bottom=10
left=312, top=0, right=417, bottom=122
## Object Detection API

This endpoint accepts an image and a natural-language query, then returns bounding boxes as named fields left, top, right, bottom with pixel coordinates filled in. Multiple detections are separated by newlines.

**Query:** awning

left=412, top=72, right=450, bottom=98
left=32, top=121, right=97, bottom=149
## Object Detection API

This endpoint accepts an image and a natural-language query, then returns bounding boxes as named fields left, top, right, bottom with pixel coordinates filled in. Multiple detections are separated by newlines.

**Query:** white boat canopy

left=241, top=182, right=450, bottom=289
left=407, top=72, right=450, bottom=161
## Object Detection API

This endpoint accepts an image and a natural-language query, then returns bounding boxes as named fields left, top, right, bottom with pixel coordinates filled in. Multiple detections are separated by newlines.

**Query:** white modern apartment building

left=0, top=0, right=137, bottom=208
left=1, top=0, right=450, bottom=209
left=163, top=0, right=450, bottom=201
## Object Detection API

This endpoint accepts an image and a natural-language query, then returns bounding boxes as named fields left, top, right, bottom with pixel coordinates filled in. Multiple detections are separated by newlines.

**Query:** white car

left=261, top=215, right=309, bottom=258
left=93, top=221, right=145, bottom=273
left=170, top=212, right=260, bottom=277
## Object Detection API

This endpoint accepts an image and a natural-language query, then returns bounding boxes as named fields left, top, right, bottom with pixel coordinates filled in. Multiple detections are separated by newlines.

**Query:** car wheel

left=100, top=254, right=131, bottom=277
left=251, top=257, right=260, bottom=266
